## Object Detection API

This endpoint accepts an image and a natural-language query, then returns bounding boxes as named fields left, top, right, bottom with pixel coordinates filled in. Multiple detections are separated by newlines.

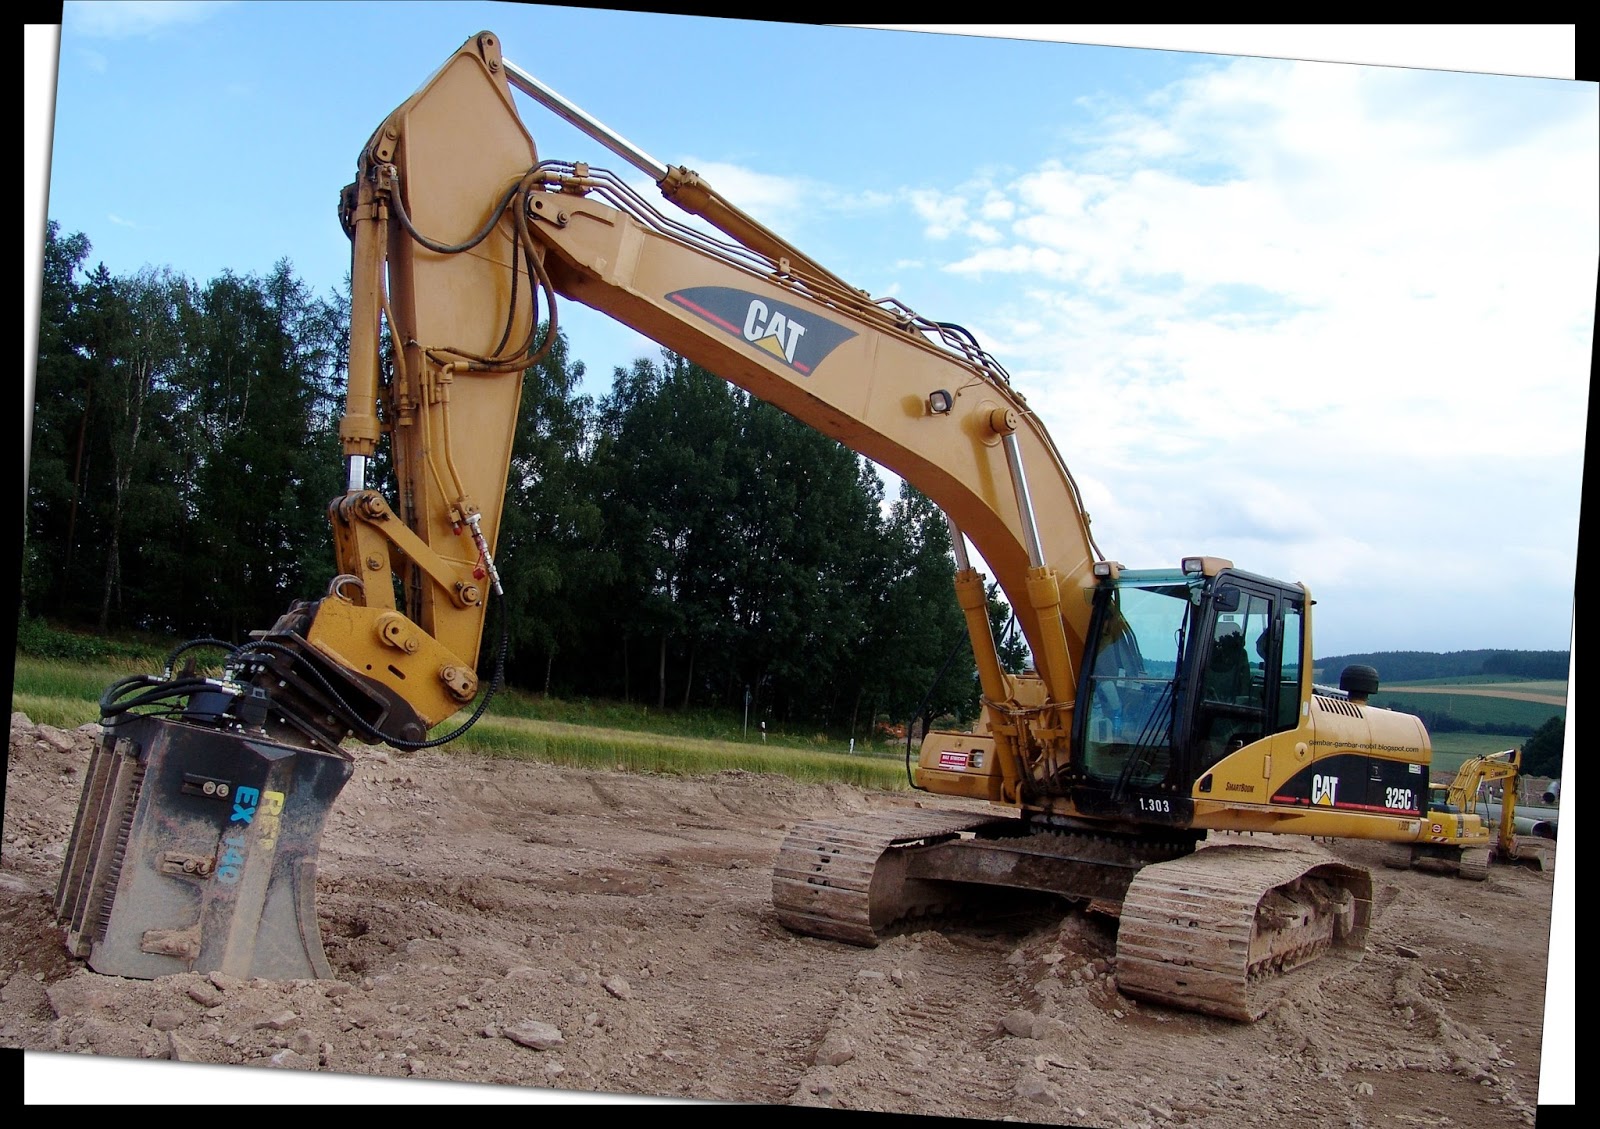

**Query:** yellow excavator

left=53, top=32, right=1496, bottom=1021
left=1386, top=747, right=1555, bottom=878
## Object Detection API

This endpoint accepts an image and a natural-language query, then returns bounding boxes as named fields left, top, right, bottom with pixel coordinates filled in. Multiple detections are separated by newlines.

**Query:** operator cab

left=1068, top=556, right=1307, bottom=824
left=1427, top=783, right=1461, bottom=814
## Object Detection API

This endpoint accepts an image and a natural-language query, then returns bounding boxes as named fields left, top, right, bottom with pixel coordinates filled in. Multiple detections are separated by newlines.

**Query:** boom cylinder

left=338, top=174, right=388, bottom=464
left=1002, top=432, right=1046, bottom=570
left=1002, top=432, right=1076, bottom=704
left=503, top=59, right=669, bottom=180
left=1025, top=567, right=1077, bottom=706
left=945, top=511, right=973, bottom=572
left=954, top=567, right=1011, bottom=708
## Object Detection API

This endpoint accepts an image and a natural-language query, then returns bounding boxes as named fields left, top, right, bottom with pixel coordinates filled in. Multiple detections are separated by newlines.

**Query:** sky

left=23, top=6, right=1594, bottom=665
left=22, top=10, right=1582, bottom=1107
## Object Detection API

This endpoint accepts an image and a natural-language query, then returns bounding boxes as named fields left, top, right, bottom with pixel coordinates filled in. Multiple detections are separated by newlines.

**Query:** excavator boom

left=55, top=32, right=1467, bottom=1019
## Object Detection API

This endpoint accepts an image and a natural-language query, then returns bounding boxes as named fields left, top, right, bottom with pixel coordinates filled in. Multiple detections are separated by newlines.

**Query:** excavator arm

left=311, top=30, right=1102, bottom=761
left=55, top=35, right=1430, bottom=1018
left=327, top=32, right=1108, bottom=797
left=54, top=30, right=1096, bottom=981
left=523, top=167, right=1107, bottom=795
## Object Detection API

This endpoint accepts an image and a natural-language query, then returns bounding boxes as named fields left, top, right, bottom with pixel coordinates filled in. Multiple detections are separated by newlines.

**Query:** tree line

left=1313, top=649, right=1571, bottom=684
left=25, top=222, right=1024, bottom=739
left=27, top=224, right=347, bottom=643
left=1312, top=649, right=1567, bottom=777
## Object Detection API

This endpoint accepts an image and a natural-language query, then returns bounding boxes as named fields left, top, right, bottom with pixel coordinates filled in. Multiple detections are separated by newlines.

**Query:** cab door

left=1182, top=575, right=1305, bottom=787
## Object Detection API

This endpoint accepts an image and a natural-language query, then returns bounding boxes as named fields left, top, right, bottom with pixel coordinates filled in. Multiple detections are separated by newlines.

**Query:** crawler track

left=774, top=816, right=1376, bottom=1024
left=771, top=810, right=1006, bottom=945
left=1113, top=840, right=1373, bottom=1021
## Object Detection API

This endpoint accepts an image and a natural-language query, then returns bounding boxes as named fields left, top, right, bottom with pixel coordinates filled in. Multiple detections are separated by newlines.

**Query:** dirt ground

left=2, top=713, right=1571, bottom=1121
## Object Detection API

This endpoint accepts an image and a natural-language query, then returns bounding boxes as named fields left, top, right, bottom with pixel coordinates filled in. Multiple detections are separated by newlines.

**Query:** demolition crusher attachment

left=51, top=612, right=435, bottom=980
left=54, top=714, right=352, bottom=980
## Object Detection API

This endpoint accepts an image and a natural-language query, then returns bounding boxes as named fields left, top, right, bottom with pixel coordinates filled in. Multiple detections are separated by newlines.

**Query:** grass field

left=1371, top=678, right=1564, bottom=779
left=1384, top=675, right=1568, bottom=693
left=1425, top=736, right=1531, bottom=779
left=1379, top=677, right=1566, bottom=705
left=10, top=652, right=1560, bottom=792
left=8, top=654, right=915, bottom=789
left=10, top=656, right=141, bottom=730
left=1370, top=690, right=1562, bottom=731
left=447, top=714, right=911, bottom=789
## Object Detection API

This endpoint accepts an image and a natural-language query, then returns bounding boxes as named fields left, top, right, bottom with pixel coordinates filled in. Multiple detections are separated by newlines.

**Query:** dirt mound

left=3, top=713, right=1567, bottom=1120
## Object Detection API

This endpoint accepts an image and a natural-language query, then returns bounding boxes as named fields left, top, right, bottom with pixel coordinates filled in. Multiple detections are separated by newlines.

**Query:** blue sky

left=20, top=10, right=1582, bottom=1109
left=27, top=8, right=1593, bottom=664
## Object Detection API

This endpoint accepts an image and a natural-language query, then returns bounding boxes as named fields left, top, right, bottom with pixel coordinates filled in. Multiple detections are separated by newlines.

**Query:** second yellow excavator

left=1384, top=747, right=1555, bottom=879
left=54, top=31, right=1505, bottom=1022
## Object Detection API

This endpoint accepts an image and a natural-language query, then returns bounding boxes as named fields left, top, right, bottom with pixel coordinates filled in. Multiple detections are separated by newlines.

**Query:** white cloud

left=929, top=57, right=1594, bottom=463
left=65, top=0, right=234, bottom=39
left=653, top=159, right=896, bottom=256
left=911, top=54, right=1592, bottom=654
left=908, top=188, right=966, bottom=240
left=979, top=191, right=1015, bottom=222
left=675, top=158, right=806, bottom=221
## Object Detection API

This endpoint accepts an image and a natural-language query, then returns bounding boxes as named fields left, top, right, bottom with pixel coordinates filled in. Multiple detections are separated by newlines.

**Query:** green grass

left=10, top=636, right=236, bottom=736
left=12, top=646, right=1555, bottom=791
left=13, top=655, right=160, bottom=700
left=1370, top=690, right=1562, bottom=729
left=11, top=656, right=151, bottom=730
left=445, top=714, right=911, bottom=789
left=1426, top=734, right=1540, bottom=779
left=9, top=650, right=917, bottom=792
left=1387, top=676, right=1568, bottom=694
left=476, top=684, right=891, bottom=754
left=13, top=618, right=186, bottom=669
left=9, top=692, right=100, bottom=731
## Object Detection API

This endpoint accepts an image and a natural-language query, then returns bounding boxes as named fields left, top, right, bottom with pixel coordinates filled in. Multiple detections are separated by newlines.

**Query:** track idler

left=54, top=714, right=353, bottom=980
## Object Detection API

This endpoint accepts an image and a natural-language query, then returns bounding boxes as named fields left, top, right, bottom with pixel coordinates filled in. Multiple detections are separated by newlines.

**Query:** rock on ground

left=2, top=713, right=1564, bottom=1122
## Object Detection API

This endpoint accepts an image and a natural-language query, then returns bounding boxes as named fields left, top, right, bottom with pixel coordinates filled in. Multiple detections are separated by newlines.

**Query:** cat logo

left=743, top=299, right=805, bottom=364
left=1311, top=773, right=1340, bottom=807
left=666, top=286, right=857, bottom=375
